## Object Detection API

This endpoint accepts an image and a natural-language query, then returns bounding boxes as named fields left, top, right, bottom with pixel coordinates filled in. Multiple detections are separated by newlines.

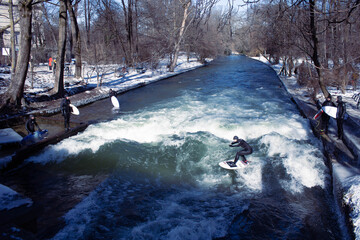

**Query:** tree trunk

left=309, top=0, right=329, bottom=98
left=169, top=0, right=191, bottom=72
left=84, top=0, right=91, bottom=45
left=121, top=0, right=134, bottom=66
left=52, top=0, right=67, bottom=97
left=0, top=0, right=32, bottom=111
left=67, top=0, right=82, bottom=79
left=9, top=0, right=16, bottom=75
left=41, top=3, right=58, bottom=47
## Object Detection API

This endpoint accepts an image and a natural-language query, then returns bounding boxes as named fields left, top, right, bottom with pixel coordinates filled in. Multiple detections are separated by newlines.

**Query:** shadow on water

left=221, top=158, right=343, bottom=240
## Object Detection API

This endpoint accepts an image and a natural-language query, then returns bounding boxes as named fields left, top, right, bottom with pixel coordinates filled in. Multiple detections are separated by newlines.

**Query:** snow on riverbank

left=252, top=55, right=360, bottom=239
left=0, top=54, right=207, bottom=98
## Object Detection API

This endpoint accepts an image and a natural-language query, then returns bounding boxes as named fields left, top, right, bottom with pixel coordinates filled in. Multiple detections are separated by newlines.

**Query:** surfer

left=61, top=95, right=72, bottom=131
left=25, top=115, right=41, bottom=134
left=336, top=96, right=346, bottom=140
left=229, top=136, right=253, bottom=167
left=321, top=95, right=335, bottom=134
left=109, top=88, right=116, bottom=97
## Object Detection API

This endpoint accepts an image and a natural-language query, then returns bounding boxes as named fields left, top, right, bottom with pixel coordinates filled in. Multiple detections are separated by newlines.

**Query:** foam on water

left=28, top=89, right=325, bottom=194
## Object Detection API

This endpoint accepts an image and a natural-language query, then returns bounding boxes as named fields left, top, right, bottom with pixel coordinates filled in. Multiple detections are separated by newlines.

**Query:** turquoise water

left=28, top=56, right=342, bottom=239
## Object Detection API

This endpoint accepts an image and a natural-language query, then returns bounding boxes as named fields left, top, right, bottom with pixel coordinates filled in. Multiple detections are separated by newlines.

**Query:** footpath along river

left=3, top=56, right=348, bottom=239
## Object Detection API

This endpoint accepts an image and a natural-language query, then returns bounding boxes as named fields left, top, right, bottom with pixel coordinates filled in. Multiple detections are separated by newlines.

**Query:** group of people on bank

left=25, top=94, right=73, bottom=136
left=319, top=95, right=347, bottom=140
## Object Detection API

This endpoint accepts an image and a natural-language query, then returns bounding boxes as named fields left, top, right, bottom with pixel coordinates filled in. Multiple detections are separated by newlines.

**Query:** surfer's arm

left=25, top=121, right=31, bottom=134
left=34, top=121, right=41, bottom=131
left=60, top=101, right=65, bottom=115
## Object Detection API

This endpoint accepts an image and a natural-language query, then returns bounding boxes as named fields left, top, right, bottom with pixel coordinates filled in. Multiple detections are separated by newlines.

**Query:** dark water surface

left=6, top=56, right=346, bottom=239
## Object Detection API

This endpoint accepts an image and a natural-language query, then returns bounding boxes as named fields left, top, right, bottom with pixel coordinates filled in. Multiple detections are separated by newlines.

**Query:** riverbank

left=252, top=55, right=360, bottom=239
left=0, top=55, right=208, bottom=125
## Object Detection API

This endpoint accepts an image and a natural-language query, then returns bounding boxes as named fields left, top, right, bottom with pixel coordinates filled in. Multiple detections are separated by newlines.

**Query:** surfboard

left=313, top=109, right=323, bottom=120
left=219, top=160, right=248, bottom=170
left=111, top=96, right=120, bottom=108
left=70, top=104, right=80, bottom=115
left=322, top=106, right=337, bottom=119
left=20, top=129, right=48, bottom=146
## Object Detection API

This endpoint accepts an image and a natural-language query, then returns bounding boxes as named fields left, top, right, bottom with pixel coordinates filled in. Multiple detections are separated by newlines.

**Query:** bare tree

left=67, top=0, right=82, bottom=78
left=52, top=0, right=68, bottom=97
left=169, top=0, right=192, bottom=72
left=1, top=0, right=33, bottom=111
left=8, top=0, right=17, bottom=74
left=243, top=0, right=360, bottom=98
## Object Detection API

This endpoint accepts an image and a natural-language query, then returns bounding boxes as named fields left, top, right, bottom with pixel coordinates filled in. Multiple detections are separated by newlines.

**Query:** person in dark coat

left=109, top=88, right=116, bottom=97
left=321, top=95, right=336, bottom=134
left=336, top=96, right=346, bottom=140
left=228, top=136, right=253, bottom=167
left=61, top=95, right=72, bottom=130
left=25, top=114, right=41, bottom=134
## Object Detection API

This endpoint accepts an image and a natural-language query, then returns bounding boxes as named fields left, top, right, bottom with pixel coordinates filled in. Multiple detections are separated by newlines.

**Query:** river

left=22, top=56, right=345, bottom=239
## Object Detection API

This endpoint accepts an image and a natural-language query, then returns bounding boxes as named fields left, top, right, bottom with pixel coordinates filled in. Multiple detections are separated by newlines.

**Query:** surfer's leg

left=233, top=152, right=240, bottom=164
left=337, top=119, right=343, bottom=139
left=64, top=114, right=70, bottom=130
left=241, top=155, right=247, bottom=163
left=63, top=116, right=67, bottom=129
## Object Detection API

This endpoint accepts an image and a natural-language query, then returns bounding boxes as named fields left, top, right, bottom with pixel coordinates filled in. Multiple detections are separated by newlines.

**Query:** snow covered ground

left=0, top=54, right=207, bottom=98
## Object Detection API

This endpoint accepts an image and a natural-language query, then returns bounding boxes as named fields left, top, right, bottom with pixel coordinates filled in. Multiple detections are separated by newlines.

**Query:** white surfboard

left=70, top=104, right=80, bottom=115
left=111, top=96, right=120, bottom=108
left=219, top=160, right=247, bottom=170
left=322, top=106, right=337, bottom=119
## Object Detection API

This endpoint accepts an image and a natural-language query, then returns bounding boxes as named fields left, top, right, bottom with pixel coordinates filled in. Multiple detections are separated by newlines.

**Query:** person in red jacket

left=48, top=57, right=53, bottom=70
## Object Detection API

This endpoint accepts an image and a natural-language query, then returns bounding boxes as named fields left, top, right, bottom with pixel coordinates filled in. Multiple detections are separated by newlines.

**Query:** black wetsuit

left=321, top=99, right=335, bottom=134
left=336, top=99, right=346, bottom=139
left=61, top=98, right=72, bottom=130
left=109, top=89, right=116, bottom=97
left=25, top=118, right=40, bottom=134
left=230, top=139, right=253, bottom=164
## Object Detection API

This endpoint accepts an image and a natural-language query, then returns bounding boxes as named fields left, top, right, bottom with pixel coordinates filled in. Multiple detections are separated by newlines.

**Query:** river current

left=28, top=56, right=343, bottom=239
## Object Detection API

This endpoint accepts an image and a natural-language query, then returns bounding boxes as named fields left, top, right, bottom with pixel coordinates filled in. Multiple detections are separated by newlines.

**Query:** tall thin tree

left=52, top=0, right=68, bottom=97
left=0, top=0, right=33, bottom=111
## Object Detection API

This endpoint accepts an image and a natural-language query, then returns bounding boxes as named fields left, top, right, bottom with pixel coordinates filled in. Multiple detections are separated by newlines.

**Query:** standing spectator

left=336, top=96, right=346, bottom=140
left=53, top=59, right=57, bottom=75
left=48, top=57, right=53, bottom=71
left=61, top=95, right=72, bottom=131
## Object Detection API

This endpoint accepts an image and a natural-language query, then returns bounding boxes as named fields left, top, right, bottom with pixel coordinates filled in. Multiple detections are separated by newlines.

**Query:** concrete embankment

left=277, top=72, right=359, bottom=239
